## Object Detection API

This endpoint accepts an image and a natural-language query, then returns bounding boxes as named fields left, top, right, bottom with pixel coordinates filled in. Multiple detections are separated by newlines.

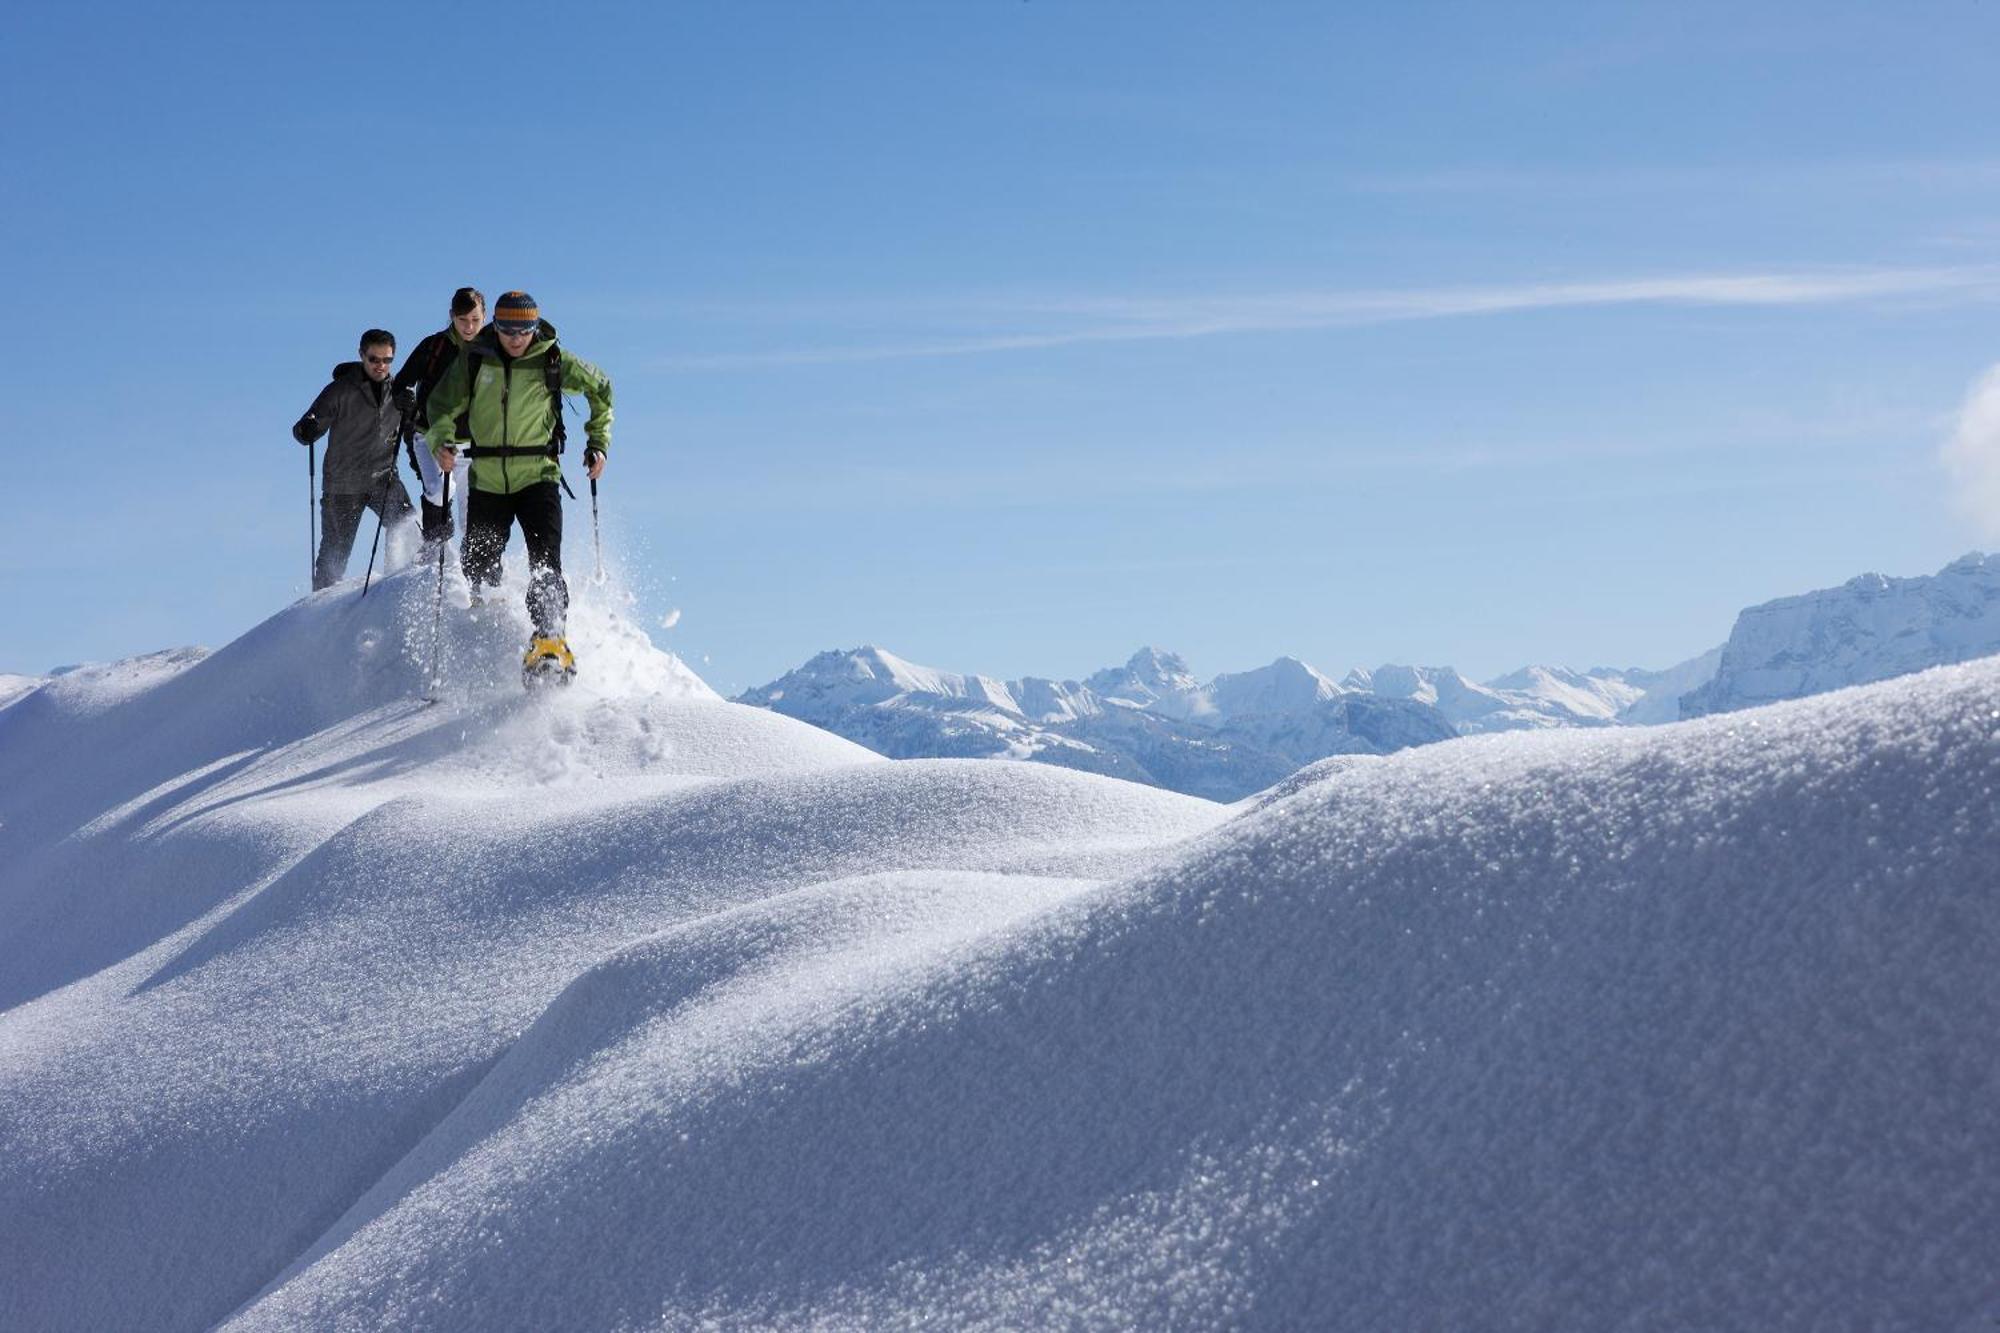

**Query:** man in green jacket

left=424, top=291, right=613, bottom=681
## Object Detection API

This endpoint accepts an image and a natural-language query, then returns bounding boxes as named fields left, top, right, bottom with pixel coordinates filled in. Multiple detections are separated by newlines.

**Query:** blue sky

left=5, top=1, right=1999, bottom=693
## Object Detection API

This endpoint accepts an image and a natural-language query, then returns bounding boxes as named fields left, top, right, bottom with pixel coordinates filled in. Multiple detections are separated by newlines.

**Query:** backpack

left=397, top=330, right=464, bottom=470
left=413, top=332, right=459, bottom=429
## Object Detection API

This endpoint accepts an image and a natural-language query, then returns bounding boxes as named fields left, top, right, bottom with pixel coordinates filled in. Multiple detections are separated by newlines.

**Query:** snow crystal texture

left=2, top=565, right=1997, bottom=1331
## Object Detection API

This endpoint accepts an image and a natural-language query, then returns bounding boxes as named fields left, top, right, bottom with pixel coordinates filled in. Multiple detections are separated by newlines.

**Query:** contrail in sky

left=661, top=264, right=2000, bottom=370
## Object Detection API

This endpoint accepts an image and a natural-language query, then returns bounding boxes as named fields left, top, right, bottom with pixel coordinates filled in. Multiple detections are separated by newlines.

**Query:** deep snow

left=2, top=560, right=1997, bottom=1331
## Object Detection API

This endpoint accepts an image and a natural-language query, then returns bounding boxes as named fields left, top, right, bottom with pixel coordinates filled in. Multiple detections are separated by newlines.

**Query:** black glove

left=420, top=497, right=454, bottom=542
left=393, top=386, right=417, bottom=420
left=292, top=413, right=320, bottom=446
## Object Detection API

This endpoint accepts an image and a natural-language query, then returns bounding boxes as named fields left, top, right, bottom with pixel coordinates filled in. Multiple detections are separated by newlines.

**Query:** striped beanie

left=494, top=291, right=540, bottom=334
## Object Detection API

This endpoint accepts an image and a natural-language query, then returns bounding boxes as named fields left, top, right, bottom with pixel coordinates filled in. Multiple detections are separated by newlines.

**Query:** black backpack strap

left=416, top=332, right=454, bottom=420
left=545, top=342, right=566, bottom=455
left=459, top=342, right=495, bottom=453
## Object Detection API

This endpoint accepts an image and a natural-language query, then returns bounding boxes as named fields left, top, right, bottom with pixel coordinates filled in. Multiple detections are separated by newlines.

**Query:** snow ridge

left=3, top=569, right=1997, bottom=1331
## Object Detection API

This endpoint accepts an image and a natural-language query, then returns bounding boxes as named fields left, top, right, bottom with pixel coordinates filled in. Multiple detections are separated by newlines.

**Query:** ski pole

left=425, top=473, right=451, bottom=703
left=308, top=440, right=317, bottom=589
left=589, top=474, right=605, bottom=586
left=359, top=469, right=394, bottom=598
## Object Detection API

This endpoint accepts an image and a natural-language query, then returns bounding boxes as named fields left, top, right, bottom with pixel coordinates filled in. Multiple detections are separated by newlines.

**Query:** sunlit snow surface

left=2, top=563, right=1997, bottom=1331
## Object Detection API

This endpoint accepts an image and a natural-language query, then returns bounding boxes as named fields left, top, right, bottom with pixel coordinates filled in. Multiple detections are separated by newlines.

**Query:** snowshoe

left=523, top=635, right=577, bottom=688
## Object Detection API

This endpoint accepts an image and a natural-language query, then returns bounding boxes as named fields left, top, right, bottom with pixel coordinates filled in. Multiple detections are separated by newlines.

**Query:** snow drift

left=2, top=564, right=1997, bottom=1331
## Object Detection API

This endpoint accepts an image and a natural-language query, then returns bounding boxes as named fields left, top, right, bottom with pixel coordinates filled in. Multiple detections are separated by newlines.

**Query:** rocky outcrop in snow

left=1681, top=552, right=2000, bottom=717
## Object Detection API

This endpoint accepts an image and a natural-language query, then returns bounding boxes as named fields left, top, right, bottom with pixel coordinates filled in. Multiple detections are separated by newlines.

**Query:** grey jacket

left=293, top=363, right=404, bottom=495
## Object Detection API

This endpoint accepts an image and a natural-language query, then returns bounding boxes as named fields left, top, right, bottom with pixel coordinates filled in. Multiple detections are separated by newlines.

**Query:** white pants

left=413, top=432, right=447, bottom=506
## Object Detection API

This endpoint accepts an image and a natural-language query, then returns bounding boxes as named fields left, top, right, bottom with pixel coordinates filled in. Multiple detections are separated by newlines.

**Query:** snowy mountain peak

left=1682, top=552, right=2000, bottom=717
left=838, top=644, right=913, bottom=677
left=1487, top=664, right=1645, bottom=722
left=1084, top=645, right=1202, bottom=707
left=739, top=645, right=1020, bottom=715
left=0, top=673, right=43, bottom=710
left=1836, top=552, right=1994, bottom=596
left=1347, top=663, right=1480, bottom=705
left=1126, top=644, right=1195, bottom=683
left=860, top=645, right=994, bottom=700
left=1204, top=655, right=1346, bottom=718
left=1488, top=663, right=1583, bottom=692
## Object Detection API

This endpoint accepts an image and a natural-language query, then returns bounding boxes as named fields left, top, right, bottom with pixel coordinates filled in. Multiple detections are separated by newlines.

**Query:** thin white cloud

left=1344, top=160, right=2000, bottom=196
left=661, top=265, right=2000, bottom=370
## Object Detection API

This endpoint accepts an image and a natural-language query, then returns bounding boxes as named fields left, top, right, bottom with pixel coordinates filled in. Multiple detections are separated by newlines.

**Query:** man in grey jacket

left=293, top=329, right=417, bottom=589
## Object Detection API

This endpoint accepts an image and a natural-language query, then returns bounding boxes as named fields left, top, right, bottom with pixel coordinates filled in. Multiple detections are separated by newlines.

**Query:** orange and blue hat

left=494, top=291, right=540, bottom=334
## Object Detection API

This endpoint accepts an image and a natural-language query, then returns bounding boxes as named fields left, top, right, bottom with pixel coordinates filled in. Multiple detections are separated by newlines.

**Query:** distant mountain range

left=1340, top=657, right=1722, bottom=732
left=738, top=553, right=1999, bottom=800
left=736, top=645, right=1709, bottom=802
left=732, top=645, right=1432, bottom=801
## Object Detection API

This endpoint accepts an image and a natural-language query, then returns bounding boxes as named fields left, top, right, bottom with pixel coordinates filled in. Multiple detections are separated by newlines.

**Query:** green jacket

left=425, top=320, right=613, bottom=494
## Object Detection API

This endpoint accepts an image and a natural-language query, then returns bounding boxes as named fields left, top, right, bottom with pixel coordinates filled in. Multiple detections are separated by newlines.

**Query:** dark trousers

left=463, top=481, right=567, bottom=637
left=315, top=478, right=414, bottom=590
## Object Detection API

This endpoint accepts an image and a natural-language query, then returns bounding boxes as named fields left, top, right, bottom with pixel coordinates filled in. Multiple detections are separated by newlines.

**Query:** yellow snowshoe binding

left=522, top=635, right=577, bottom=687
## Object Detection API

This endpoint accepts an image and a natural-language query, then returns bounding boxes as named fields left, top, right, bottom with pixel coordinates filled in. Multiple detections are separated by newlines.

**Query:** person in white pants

left=392, top=287, right=487, bottom=548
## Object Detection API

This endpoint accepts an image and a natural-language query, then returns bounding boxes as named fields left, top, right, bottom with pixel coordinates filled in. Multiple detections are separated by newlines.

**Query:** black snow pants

left=462, top=480, right=567, bottom=637
left=315, top=474, right=415, bottom=590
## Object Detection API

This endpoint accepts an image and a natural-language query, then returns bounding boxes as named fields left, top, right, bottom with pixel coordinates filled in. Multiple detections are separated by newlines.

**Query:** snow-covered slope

left=740, top=647, right=1455, bottom=800
left=744, top=644, right=1023, bottom=716
left=1683, top=551, right=2000, bottom=716
left=1596, top=646, right=1725, bottom=725
left=0, top=670, right=47, bottom=710
left=4, top=566, right=1997, bottom=1331
left=1485, top=662, right=1644, bottom=721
